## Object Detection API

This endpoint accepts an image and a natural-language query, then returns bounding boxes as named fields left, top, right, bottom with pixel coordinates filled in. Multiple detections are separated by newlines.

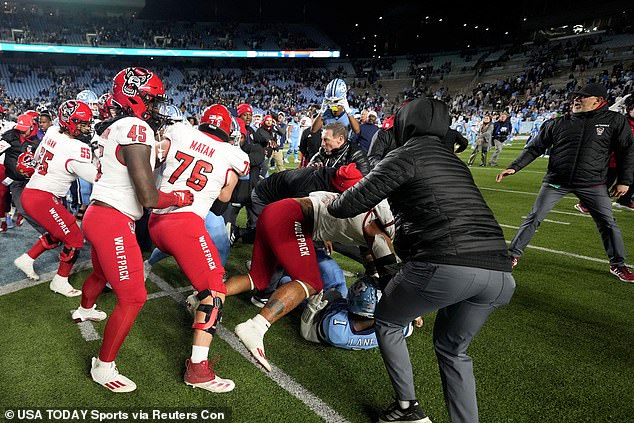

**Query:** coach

left=328, top=97, right=515, bottom=423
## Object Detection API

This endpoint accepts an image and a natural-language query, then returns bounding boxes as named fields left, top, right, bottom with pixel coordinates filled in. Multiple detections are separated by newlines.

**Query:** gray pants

left=375, top=261, right=515, bottom=423
left=467, top=144, right=487, bottom=166
left=9, top=180, right=45, bottom=234
left=509, top=183, right=627, bottom=266
left=488, top=140, right=504, bottom=166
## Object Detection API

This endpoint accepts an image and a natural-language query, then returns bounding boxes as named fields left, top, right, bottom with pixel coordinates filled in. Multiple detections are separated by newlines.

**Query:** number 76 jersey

left=154, top=122, right=250, bottom=219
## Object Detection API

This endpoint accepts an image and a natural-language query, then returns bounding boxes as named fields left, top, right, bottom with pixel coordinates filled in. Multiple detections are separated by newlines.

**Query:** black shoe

left=251, top=289, right=271, bottom=308
left=378, top=400, right=432, bottom=423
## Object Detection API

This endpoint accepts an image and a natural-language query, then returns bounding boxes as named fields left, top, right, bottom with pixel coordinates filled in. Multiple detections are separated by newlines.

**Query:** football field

left=1, top=139, right=634, bottom=423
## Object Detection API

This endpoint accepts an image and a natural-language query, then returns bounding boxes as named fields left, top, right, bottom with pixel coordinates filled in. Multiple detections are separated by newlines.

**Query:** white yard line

left=479, top=186, right=578, bottom=199
left=146, top=271, right=351, bottom=423
left=499, top=224, right=520, bottom=230
left=77, top=321, right=100, bottom=342
left=521, top=216, right=570, bottom=225
left=507, top=241, right=631, bottom=267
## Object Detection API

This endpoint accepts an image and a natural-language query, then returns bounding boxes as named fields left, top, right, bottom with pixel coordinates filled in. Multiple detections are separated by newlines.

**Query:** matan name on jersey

left=294, top=221, right=310, bottom=257
left=189, top=140, right=215, bottom=158
left=114, top=236, right=130, bottom=281
left=198, top=235, right=217, bottom=271
left=49, top=207, right=70, bottom=235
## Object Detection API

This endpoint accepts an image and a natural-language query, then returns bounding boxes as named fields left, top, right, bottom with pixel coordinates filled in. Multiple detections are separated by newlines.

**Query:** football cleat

left=610, top=265, right=634, bottom=283
left=14, top=254, right=39, bottom=280
left=184, top=359, right=235, bottom=393
left=235, top=319, right=271, bottom=372
left=72, top=305, right=107, bottom=323
left=50, top=275, right=82, bottom=297
left=90, top=357, right=137, bottom=393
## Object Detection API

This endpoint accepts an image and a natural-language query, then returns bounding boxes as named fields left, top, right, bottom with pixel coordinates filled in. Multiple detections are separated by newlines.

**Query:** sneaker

left=250, top=289, right=270, bottom=308
left=574, top=203, right=590, bottom=214
left=50, top=274, right=82, bottom=297
left=14, top=213, right=24, bottom=227
left=378, top=400, right=432, bottom=423
left=511, top=257, right=519, bottom=268
left=235, top=319, right=271, bottom=372
left=284, top=158, right=289, bottom=163
left=610, top=265, right=634, bottom=283
left=14, top=254, right=39, bottom=280
left=143, top=260, right=152, bottom=280
left=613, top=201, right=634, bottom=211
left=184, top=359, right=235, bottom=393
left=72, top=305, right=107, bottom=323
left=90, top=357, right=137, bottom=393
left=0, top=220, right=6, bottom=233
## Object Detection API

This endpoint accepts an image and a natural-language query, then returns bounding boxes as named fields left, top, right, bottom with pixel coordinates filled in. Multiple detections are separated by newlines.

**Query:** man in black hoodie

left=496, top=83, right=634, bottom=282
left=328, top=97, right=515, bottom=423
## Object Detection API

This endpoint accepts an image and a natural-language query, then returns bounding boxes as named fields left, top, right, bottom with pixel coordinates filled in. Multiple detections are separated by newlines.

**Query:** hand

left=300, top=290, right=330, bottom=343
left=323, top=240, right=333, bottom=256
left=319, top=99, right=328, bottom=115
left=496, top=168, right=516, bottom=182
left=171, top=190, right=194, bottom=207
left=610, top=184, right=629, bottom=198
left=338, top=97, right=352, bottom=114
left=609, top=93, right=631, bottom=113
left=306, top=291, right=329, bottom=315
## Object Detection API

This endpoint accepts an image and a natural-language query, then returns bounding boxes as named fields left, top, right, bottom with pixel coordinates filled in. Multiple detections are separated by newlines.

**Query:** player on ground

left=224, top=169, right=395, bottom=371
left=72, top=67, right=194, bottom=393
left=13, top=101, right=96, bottom=296
left=149, top=104, right=249, bottom=393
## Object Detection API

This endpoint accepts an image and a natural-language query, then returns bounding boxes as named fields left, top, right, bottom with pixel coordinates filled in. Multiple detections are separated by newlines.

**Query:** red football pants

left=149, top=212, right=226, bottom=294
left=80, top=204, right=147, bottom=362
left=250, top=199, right=323, bottom=292
left=21, top=188, right=84, bottom=276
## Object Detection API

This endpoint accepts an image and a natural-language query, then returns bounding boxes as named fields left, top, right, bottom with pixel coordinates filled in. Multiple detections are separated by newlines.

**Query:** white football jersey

left=27, top=127, right=95, bottom=198
left=153, top=122, right=250, bottom=218
left=310, top=191, right=394, bottom=245
left=91, top=116, right=156, bottom=220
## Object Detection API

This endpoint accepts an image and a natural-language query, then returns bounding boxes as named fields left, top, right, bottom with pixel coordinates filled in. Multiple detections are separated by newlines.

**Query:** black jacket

left=367, top=128, right=395, bottom=169
left=1, top=128, right=40, bottom=182
left=328, top=97, right=511, bottom=272
left=508, top=103, right=634, bottom=187
left=299, top=127, right=321, bottom=163
left=492, top=119, right=513, bottom=142
left=443, top=128, right=469, bottom=154
left=308, top=141, right=371, bottom=176
left=254, top=166, right=338, bottom=205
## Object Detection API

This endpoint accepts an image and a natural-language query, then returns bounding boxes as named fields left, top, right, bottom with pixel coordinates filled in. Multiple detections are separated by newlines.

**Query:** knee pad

left=192, top=289, right=223, bottom=335
left=59, top=246, right=80, bottom=264
left=39, top=233, right=61, bottom=250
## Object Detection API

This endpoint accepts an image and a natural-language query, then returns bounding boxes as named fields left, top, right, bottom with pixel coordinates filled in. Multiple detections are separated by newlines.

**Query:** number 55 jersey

left=154, top=122, right=250, bottom=218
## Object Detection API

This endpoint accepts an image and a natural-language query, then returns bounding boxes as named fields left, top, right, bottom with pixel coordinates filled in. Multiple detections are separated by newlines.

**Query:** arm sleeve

left=454, top=131, right=469, bottom=153
left=67, top=160, right=98, bottom=183
left=508, top=120, right=554, bottom=172
left=612, top=115, right=634, bottom=185
left=328, top=150, right=415, bottom=218
left=350, top=147, right=371, bottom=176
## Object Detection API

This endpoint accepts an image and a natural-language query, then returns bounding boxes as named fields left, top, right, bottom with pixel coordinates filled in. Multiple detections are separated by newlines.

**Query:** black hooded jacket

left=508, top=103, right=634, bottom=187
left=328, top=97, right=511, bottom=271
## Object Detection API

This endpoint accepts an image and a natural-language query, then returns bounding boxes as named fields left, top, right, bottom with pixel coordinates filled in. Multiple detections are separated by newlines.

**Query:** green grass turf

left=1, top=139, right=634, bottom=422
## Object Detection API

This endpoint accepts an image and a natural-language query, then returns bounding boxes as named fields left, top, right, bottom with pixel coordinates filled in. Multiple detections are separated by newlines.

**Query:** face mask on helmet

left=347, top=276, right=381, bottom=318
left=165, top=104, right=184, bottom=125
left=229, top=116, right=242, bottom=146
left=59, top=100, right=93, bottom=138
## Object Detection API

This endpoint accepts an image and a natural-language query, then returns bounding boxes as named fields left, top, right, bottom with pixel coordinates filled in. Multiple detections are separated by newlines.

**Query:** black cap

left=573, top=83, right=608, bottom=98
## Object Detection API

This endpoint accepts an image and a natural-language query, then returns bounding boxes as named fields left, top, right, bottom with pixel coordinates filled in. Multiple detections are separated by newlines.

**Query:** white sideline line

left=147, top=272, right=351, bottom=423
left=521, top=216, right=570, bottom=225
left=499, top=224, right=520, bottom=230
left=479, top=187, right=578, bottom=200
left=470, top=167, right=546, bottom=174
left=507, top=241, right=632, bottom=267
left=0, top=260, right=91, bottom=296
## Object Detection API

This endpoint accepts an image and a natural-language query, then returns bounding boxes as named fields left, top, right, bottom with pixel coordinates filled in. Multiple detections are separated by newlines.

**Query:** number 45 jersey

left=27, top=126, right=95, bottom=198
left=91, top=116, right=156, bottom=220
left=154, top=122, right=250, bottom=219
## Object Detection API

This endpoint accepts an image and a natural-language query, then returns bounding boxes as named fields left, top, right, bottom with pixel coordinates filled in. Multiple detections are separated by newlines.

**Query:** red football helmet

left=59, top=100, right=93, bottom=137
left=97, top=93, right=117, bottom=120
left=112, top=67, right=167, bottom=129
left=200, top=104, right=232, bottom=136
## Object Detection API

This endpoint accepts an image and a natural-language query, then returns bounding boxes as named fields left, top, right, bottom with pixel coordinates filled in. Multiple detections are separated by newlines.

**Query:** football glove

left=338, top=97, right=352, bottom=115
left=300, top=291, right=329, bottom=343
left=318, top=98, right=329, bottom=115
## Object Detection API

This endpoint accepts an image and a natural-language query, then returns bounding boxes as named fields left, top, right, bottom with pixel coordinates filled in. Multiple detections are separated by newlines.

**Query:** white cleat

left=90, top=357, right=137, bottom=393
left=143, top=260, right=152, bottom=280
left=50, top=274, right=82, bottom=297
left=72, top=305, right=107, bottom=323
left=14, top=254, right=39, bottom=280
left=235, top=319, right=271, bottom=372
left=184, top=359, right=235, bottom=393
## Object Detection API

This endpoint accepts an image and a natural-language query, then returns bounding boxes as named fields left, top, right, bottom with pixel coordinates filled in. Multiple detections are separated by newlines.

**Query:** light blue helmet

left=76, top=90, right=99, bottom=104
left=166, top=105, right=184, bottom=122
left=347, top=276, right=381, bottom=318
left=324, top=78, right=347, bottom=102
